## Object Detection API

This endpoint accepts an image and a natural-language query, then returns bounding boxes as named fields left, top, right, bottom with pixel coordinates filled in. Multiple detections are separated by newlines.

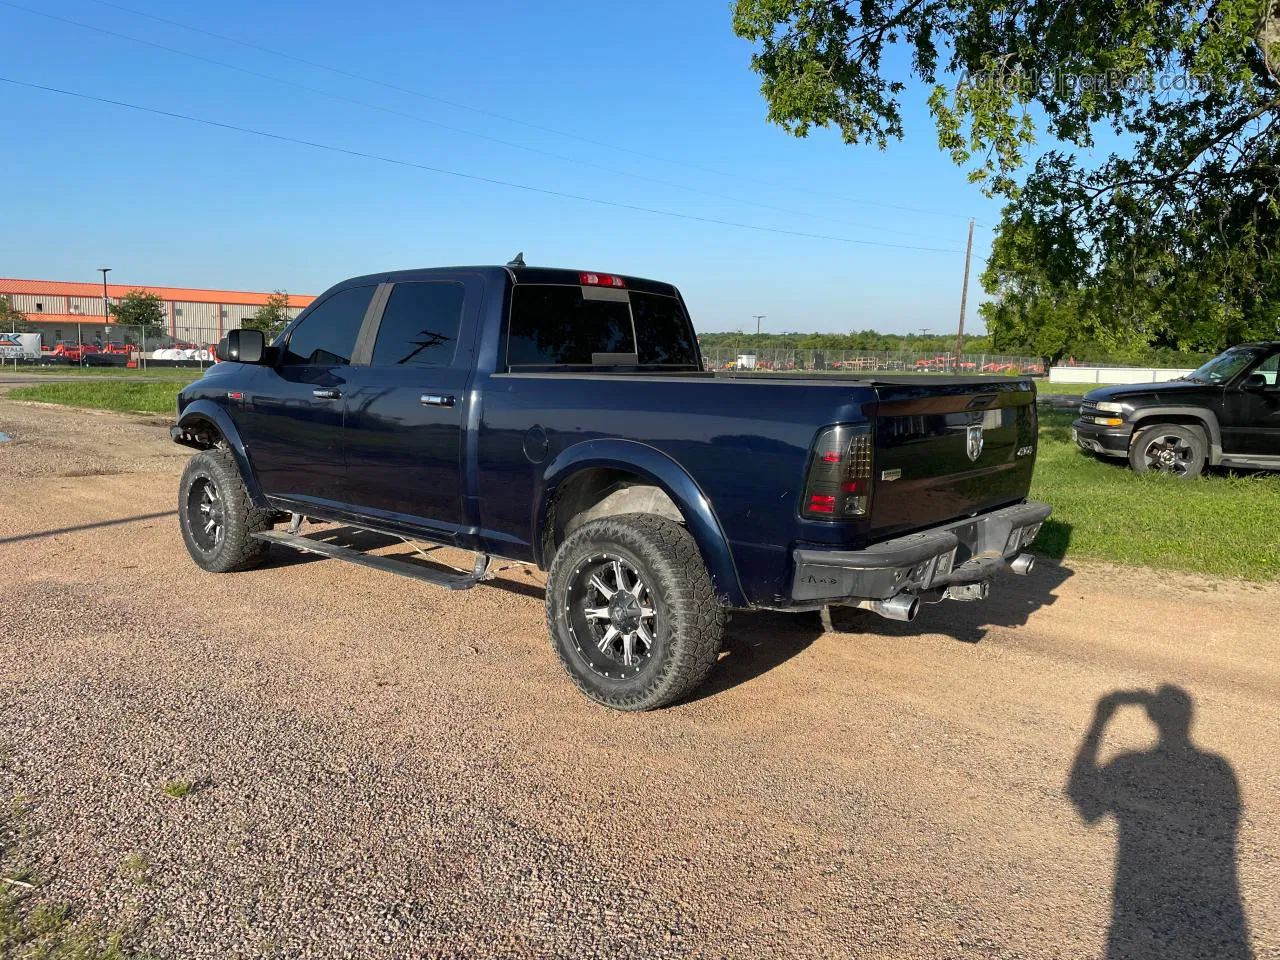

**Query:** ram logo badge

left=966, top=425, right=985, bottom=462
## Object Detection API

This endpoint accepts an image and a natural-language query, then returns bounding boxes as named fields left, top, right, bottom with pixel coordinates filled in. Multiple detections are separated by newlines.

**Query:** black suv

left=1072, top=342, right=1280, bottom=477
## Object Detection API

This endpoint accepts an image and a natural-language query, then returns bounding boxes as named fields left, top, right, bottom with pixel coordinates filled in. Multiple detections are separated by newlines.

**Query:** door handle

left=312, top=388, right=341, bottom=400
left=420, top=394, right=456, bottom=407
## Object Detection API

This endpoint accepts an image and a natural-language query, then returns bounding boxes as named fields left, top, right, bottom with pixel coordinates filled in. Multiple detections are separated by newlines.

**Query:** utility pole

left=954, top=218, right=975, bottom=371
left=753, top=314, right=766, bottom=336
left=97, top=267, right=111, bottom=355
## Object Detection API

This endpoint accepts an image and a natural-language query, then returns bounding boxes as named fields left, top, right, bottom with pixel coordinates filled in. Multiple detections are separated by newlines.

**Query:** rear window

left=630, top=291, right=699, bottom=366
left=506, top=284, right=698, bottom=369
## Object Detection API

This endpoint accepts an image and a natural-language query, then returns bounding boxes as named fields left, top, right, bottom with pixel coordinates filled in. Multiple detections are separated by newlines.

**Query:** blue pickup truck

left=172, top=261, right=1050, bottom=710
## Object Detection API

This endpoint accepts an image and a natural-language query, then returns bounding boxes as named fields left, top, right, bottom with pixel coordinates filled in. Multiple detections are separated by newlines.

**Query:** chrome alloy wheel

left=1142, top=433, right=1195, bottom=476
left=565, top=554, right=658, bottom=679
left=186, top=476, right=226, bottom=552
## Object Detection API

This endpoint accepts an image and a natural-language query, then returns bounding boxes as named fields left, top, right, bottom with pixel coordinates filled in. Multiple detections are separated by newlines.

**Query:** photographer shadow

left=1067, top=686, right=1252, bottom=959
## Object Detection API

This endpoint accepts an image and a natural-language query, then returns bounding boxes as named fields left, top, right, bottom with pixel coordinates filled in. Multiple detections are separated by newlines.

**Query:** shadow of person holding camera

left=1067, top=686, right=1251, bottom=959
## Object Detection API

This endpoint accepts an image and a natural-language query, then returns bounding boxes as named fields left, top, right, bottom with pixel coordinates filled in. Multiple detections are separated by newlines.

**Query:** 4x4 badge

left=966, top=424, right=985, bottom=462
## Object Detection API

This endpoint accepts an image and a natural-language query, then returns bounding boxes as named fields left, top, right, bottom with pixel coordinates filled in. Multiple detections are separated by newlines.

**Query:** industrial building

left=0, top=277, right=315, bottom=348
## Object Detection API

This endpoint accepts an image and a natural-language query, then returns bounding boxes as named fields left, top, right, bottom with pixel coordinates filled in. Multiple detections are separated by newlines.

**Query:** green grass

left=2, top=808, right=136, bottom=959
left=160, top=780, right=195, bottom=800
left=1030, top=410, right=1280, bottom=581
left=4, top=366, right=201, bottom=380
left=6, top=381, right=184, bottom=415
left=1037, top=381, right=1098, bottom=397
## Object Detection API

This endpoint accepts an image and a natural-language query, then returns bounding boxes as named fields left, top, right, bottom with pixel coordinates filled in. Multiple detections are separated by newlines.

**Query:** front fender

left=175, top=399, right=268, bottom=507
left=1129, top=406, right=1223, bottom=462
left=536, top=438, right=747, bottom=607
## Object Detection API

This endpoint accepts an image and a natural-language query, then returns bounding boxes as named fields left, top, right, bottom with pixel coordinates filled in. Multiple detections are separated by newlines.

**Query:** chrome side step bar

left=252, top=528, right=493, bottom=591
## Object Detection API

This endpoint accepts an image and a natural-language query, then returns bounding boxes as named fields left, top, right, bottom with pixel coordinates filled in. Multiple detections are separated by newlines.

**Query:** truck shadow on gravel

left=695, top=562, right=1074, bottom=700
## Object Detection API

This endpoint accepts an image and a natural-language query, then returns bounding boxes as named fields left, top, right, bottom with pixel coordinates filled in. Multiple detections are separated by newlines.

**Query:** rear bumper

left=790, top=500, right=1052, bottom=604
left=1071, top=418, right=1131, bottom=457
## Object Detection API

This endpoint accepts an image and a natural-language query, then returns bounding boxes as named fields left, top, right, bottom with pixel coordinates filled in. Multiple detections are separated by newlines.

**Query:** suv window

left=1252, top=352, right=1280, bottom=386
left=371, top=282, right=465, bottom=367
left=282, top=285, right=374, bottom=366
left=507, top=285, right=635, bottom=367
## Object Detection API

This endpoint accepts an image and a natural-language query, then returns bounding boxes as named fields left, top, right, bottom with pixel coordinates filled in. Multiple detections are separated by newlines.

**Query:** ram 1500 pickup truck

left=172, top=262, right=1051, bottom=710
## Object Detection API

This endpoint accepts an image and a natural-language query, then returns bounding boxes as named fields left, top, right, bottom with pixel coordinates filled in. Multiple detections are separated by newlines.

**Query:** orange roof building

left=0, top=277, right=316, bottom=346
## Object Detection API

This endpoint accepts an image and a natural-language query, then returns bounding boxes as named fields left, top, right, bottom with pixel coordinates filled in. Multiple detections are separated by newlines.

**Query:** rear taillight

left=802, top=424, right=872, bottom=520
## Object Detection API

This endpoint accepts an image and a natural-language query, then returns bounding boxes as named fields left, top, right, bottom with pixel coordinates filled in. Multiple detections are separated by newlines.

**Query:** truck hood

left=1084, top=380, right=1218, bottom=404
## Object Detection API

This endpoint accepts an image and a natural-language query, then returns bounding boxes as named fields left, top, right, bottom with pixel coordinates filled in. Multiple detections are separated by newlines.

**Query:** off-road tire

left=1128, top=423, right=1207, bottom=479
left=546, top=514, right=725, bottom=711
left=178, top=447, right=274, bottom=572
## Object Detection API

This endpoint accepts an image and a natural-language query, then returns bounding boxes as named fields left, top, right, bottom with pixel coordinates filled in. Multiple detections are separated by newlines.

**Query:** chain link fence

left=2, top=323, right=218, bottom=369
left=701, top=346, right=1045, bottom=375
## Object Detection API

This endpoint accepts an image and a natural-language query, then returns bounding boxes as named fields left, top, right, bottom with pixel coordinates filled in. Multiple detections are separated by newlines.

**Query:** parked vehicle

left=172, top=263, right=1050, bottom=710
left=1072, top=341, right=1280, bottom=476
left=49, top=341, right=95, bottom=363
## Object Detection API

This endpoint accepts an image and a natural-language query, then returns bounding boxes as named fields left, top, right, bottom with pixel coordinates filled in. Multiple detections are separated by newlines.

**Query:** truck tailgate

left=870, top=381, right=1037, bottom=538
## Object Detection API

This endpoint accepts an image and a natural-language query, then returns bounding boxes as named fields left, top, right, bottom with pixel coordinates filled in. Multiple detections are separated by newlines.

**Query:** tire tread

left=545, top=514, right=724, bottom=711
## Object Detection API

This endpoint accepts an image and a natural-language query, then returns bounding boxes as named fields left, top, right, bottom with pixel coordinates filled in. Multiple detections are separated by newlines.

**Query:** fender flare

left=175, top=400, right=268, bottom=507
left=535, top=438, right=747, bottom=607
left=1128, top=406, right=1223, bottom=463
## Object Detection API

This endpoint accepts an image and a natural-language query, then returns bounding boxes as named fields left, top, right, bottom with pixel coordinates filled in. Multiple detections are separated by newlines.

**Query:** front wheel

left=545, top=514, right=725, bottom=711
left=1129, top=423, right=1207, bottom=478
left=178, top=447, right=275, bottom=572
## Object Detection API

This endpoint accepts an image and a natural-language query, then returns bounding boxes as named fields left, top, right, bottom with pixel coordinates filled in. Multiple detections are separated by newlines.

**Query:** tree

left=242, top=290, right=292, bottom=340
left=733, top=1, right=1280, bottom=351
left=109, top=289, right=167, bottom=342
left=0, top=295, right=34, bottom=332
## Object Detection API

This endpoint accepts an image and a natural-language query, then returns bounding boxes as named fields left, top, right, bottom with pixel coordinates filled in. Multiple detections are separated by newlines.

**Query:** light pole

left=753, top=314, right=766, bottom=336
left=98, top=268, right=111, bottom=354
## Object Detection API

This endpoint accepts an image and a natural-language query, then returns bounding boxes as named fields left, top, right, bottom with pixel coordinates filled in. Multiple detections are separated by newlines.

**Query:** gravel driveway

left=0, top=398, right=1276, bottom=959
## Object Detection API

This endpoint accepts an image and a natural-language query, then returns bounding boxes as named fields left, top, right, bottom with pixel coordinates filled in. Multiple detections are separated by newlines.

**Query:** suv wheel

left=178, top=447, right=275, bottom=572
left=545, top=514, right=724, bottom=711
left=1129, top=423, right=1207, bottom=478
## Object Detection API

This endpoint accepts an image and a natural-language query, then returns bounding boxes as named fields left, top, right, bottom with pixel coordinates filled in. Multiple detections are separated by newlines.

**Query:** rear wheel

left=178, top=447, right=274, bottom=572
left=545, top=514, right=724, bottom=711
left=1129, top=423, right=1206, bottom=478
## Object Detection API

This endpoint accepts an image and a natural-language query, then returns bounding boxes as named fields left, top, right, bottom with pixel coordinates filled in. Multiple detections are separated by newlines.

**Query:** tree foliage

left=734, top=0, right=1280, bottom=352
left=109, top=289, right=167, bottom=339
left=242, top=291, right=292, bottom=340
left=0, top=295, right=33, bottom=332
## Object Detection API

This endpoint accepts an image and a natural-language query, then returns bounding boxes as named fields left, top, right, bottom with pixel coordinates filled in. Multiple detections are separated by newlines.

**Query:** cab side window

left=370, top=282, right=465, bottom=367
left=282, top=285, right=375, bottom=366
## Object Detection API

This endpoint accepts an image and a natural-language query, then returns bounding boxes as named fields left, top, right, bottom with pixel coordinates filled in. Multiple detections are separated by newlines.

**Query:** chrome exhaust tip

left=865, top=594, right=920, bottom=622
left=1009, top=553, right=1036, bottom=576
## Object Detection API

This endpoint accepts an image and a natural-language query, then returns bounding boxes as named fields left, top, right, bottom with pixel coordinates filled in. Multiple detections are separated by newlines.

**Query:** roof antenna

left=507, top=251, right=526, bottom=268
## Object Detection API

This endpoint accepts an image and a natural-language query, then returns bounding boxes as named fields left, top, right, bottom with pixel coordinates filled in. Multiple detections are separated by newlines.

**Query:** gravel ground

left=0, top=397, right=1277, bottom=959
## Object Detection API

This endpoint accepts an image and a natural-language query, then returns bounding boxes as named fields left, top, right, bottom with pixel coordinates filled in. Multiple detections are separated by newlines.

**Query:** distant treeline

left=694, top=330, right=1214, bottom=366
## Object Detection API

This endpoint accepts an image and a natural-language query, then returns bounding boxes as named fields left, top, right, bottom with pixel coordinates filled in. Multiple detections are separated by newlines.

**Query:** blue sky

left=1, top=0, right=1009, bottom=333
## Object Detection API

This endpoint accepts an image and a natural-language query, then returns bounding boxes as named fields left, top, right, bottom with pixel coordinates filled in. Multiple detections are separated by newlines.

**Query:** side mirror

left=223, top=329, right=265, bottom=364
left=1241, top=373, right=1267, bottom=392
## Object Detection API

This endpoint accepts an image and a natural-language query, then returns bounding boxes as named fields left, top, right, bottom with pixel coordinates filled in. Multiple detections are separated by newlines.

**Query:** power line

left=0, top=0, right=952, bottom=243
left=80, top=0, right=987, bottom=224
left=0, top=76, right=965, bottom=254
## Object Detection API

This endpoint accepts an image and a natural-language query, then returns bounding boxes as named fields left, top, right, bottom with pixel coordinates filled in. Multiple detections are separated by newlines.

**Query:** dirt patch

left=0, top=401, right=1276, bottom=958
